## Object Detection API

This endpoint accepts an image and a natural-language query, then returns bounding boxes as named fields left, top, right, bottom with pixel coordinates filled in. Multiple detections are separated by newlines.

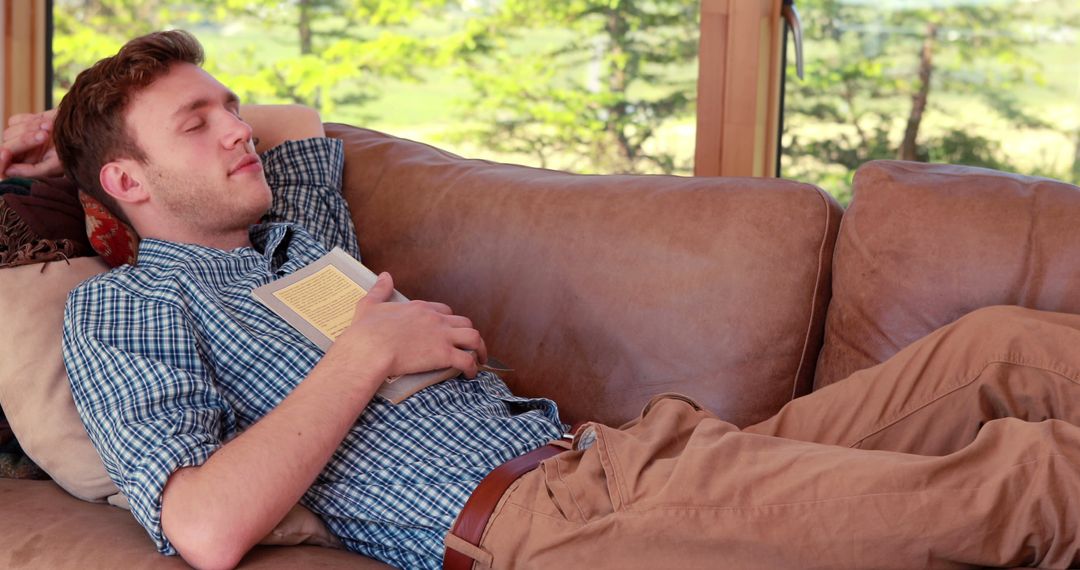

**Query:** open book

left=252, top=247, right=461, bottom=403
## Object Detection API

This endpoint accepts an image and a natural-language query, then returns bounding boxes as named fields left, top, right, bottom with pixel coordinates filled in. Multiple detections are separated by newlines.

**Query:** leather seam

left=791, top=185, right=836, bottom=402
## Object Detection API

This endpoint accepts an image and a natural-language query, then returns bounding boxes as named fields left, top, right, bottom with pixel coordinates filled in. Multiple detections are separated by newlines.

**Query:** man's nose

left=222, top=113, right=254, bottom=149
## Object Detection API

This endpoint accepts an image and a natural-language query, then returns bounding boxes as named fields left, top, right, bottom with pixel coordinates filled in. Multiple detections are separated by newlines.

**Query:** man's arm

left=240, top=104, right=325, bottom=153
left=160, top=273, right=487, bottom=570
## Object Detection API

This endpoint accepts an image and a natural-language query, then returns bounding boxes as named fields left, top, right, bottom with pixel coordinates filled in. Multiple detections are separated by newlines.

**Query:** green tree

left=783, top=0, right=1080, bottom=201
left=52, top=0, right=198, bottom=98
left=205, top=0, right=468, bottom=115
left=446, top=0, right=699, bottom=174
left=52, top=0, right=466, bottom=118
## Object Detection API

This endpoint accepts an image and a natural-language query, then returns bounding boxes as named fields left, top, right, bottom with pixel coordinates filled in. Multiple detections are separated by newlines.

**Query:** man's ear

left=99, top=160, right=149, bottom=206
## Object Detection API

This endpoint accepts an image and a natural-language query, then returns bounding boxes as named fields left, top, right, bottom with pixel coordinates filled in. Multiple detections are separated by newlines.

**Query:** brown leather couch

left=0, top=123, right=1076, bottom=568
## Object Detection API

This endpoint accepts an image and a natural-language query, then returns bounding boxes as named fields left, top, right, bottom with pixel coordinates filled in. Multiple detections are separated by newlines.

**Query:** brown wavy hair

left=53, top=30, right=204, bottom=222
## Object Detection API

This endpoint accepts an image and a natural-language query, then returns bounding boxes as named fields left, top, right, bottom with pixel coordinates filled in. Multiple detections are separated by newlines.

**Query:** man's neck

left=137, top=225, right=254, bottom=252
left=198, top=231, right=253, bottom=251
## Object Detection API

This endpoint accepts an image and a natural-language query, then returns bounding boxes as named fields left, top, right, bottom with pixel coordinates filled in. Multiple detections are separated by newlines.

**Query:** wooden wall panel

left=695, top=0, right=784, bottom=178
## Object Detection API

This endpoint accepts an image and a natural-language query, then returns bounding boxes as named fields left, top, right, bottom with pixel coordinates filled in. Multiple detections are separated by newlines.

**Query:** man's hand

left=331, top=272, right=488, bottom=382
left=1, top=109, right=62, bottom=178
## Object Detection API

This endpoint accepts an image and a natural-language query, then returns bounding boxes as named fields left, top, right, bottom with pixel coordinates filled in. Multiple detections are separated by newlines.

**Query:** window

left=781, top=0, right=1080, bottom=204
left=50, top=0, right=701, bottom=176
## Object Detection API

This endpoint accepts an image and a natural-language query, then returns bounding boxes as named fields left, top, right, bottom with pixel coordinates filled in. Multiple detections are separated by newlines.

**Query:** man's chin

left=251, top=200, right=274, bottom=225
left=249, top=182, right=273, bottom=211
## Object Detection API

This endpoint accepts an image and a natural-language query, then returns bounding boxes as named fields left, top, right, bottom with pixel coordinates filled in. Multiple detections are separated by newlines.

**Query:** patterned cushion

left=0, top=177, right=91, bottom=268
left=78, top=191, right=139, bottom=267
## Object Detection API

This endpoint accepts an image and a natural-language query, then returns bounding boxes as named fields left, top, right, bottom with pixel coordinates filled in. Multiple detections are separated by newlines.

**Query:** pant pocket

left=539, top=443, right=617, bottom=523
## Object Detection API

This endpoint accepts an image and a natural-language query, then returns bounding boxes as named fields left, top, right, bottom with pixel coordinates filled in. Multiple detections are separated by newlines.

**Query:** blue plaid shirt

left=62, top=138, right=564, bottom=569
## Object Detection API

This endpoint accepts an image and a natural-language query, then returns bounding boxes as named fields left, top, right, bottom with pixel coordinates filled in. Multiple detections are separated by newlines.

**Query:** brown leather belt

left=443, top=439, right=571, bottom=570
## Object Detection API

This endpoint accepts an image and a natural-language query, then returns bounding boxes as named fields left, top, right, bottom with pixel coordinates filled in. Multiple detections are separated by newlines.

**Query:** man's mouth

left=229, top=154, right=262, bottom=176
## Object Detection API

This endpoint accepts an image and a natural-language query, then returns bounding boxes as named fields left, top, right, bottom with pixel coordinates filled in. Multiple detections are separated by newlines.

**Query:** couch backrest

left=328, top=124, right=842, bottom=426
left=815, top=160, right=1080, bottom=388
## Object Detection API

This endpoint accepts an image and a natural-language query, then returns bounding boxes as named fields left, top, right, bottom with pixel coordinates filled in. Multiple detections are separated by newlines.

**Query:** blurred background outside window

left=51, top=1, right=1080, bottom=203
left=52, top=0, right=701, bottom=176
left=782, top=0, right=1080, bottom=203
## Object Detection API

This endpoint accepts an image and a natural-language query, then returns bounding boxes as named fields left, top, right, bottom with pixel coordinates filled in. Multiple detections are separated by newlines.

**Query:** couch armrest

left=327, top=124, right=841, bottom=427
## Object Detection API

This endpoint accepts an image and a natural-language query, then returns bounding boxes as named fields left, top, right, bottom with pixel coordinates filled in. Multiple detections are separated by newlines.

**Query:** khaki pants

left=455, top=306, right=1080, bottom=569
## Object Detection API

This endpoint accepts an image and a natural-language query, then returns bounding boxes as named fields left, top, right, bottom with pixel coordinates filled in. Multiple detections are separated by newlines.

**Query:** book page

left=271, top=265, right=366, bottom=340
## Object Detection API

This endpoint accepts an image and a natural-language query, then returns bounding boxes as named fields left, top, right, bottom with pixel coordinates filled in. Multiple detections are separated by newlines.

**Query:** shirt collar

left=135, top=222, right=295, bottom=269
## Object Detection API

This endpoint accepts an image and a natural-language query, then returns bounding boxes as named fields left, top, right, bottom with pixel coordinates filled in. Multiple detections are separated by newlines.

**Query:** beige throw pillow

left=0, top=257, right=339, bottom=548
left=0, top=257, right=117, bottom=501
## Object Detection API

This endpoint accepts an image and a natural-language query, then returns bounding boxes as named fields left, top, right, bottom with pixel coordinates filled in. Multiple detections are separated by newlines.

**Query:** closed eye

left=184, top=121, right=205, bottom=133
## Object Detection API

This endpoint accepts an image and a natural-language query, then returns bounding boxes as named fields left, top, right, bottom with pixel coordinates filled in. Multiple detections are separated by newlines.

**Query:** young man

left=37, top=30, right=561, bottom=570
left=7, top=29, right=1080, bottom=570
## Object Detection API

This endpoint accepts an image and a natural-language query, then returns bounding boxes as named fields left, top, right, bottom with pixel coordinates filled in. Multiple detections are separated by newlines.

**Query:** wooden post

left=695, top=0, right=784, bottom=178
left=2, top=0, right=48, bottom=135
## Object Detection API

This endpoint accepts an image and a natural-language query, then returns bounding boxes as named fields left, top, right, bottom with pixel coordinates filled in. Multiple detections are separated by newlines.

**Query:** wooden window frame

left=695, top=0, right=785, bottom=178
left=2, top=0, right=49, bottom=135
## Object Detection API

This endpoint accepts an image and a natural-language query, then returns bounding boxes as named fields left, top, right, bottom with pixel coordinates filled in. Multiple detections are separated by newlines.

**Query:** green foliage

left=922, top=129, right=1007, bottom=171
left=444, top=0, right=699, bottom=174
left=52, top=0, right=461, bottom=116
left=783, top=0, right=1080, bottom=203
left=52, top=1, right=1079, bottom=187
left=52, top=0, right=183, bottom=96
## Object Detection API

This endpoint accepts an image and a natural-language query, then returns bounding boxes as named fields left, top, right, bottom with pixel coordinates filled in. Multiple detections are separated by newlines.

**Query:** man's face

left=123, top=63, right=271, bottom=240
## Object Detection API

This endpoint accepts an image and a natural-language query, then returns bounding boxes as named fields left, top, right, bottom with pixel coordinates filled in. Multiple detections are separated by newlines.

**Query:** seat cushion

left=815, top=160, right=1080, bottom=388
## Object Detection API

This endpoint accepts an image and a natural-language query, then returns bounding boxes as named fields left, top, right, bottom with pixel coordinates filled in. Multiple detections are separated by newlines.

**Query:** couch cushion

left=0, top=257, right=348, bottom=548
left=328, top=124, right=842, bottom=427
left=0, top=257, right=118, bottom=501
left=0, top=479, right=385, bottom=569
left=815, top=160, right=1080, bottom=388
left=79, top=190, right=139, bottom=267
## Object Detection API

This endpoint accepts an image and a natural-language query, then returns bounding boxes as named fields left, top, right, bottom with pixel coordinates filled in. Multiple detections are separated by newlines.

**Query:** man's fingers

left=425, top=301, right=453, bottom=315
left=2, top=117, right=49, bottom=143
left=451, top=349, right=480, bottom=379
left=5, top=158, right=59, bottom=178
left=6, top=113, right=35, bottom=127
left=2, top=126, right=52, bottom=177
left=6, top=109, right=54, bottom=129
left=364, top=272, right=395, bottom=304
left=2, top=129, right=48, bottom=157
left=23, top=128, right=49, bottom=148
left=443, top=314, right=473, bottom=330
left=474, top=337, right=488, bottom=366
left=449, top=327, right=487, bottom=366
left=4, top=148, right=60, bottom=178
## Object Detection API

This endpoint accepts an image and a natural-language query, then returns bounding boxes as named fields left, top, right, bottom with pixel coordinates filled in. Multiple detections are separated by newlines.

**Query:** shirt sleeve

left=260, top=137, right=362, bottom=260
left=62, top=275, right=230, bottom=555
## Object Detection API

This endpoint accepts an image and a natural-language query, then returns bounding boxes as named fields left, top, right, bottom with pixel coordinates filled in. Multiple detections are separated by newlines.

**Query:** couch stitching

left=791, top=185, right=837, bottom=402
